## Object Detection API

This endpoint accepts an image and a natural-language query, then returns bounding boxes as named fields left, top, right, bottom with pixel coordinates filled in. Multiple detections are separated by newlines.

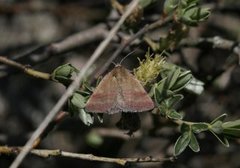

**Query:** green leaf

left=78, top=109, right=94, bottom=126
left=174, top=131, right=191, bottom=156
left=222, top=119, right=240, bottom=129
left=223, top=128, right=240, bottom=138
left=157, top=103, right=168, bottom=116
left=181, top=123, right=191, bottom=132
left=149, top=84, right=156, bottom=97
left=210, top=130, right=229, bottom=147
left=68, top=92, right=94, bottom=126
left=179, top=3, right=210, bottom=26
left=189, top=132, right=200, bottom=152
left=71, top=92, right=86, bottom=109
left=166, top=94, right=183, bottom=108
left=210, top=120, right=223, bottom=134
left=168, top=110, right=183, bottom=120
left=54, top=63, right=78, bottom=77
left=166, top=68, right=181, bottom=90
left=171, top=71, right=192, bottom=92
left=154, top=77, right=168, bottom=103
left=163, top=0, right=179, bottom=14
left=211, top=113, right=227, bottom=124
left=82, top=81, right=94, bottom=93
left=192, top=123, right=209, bottom=133
left=185, top=77, right=204, bottom=95
left=52, top=63, right=78, bottom=77
left=51, top=63, right=78, bottom=85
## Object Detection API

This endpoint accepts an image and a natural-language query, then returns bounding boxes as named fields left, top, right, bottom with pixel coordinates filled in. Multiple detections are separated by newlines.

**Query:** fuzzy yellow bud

left=134, top=52, right=165, bottom=86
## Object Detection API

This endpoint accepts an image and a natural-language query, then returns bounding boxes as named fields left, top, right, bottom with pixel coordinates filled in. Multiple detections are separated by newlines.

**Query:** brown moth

left=85, top=65, right=154, bottom=114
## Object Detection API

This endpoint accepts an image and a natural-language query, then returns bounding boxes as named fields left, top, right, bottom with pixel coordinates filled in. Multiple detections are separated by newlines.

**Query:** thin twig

left=97, top=15, right=173, bottom=76
left=0, top=146, right=175, bottom=166
left=32, top=111, right=69, bottom=148
left=0, top=56, right=51, bottom=80
left=179, top=36, right=240, bottom=63
left=12, top=24, right=108, bottom=65
left=9, top=1, right=140, bottom=168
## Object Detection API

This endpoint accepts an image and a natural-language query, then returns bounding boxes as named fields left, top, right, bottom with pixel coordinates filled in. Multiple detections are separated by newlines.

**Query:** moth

left=85, top=65, right=155, bottom=114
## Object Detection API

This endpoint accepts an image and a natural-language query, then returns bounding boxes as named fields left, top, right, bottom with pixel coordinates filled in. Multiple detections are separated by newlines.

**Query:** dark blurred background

left=0, top=0, right=240, bottom=168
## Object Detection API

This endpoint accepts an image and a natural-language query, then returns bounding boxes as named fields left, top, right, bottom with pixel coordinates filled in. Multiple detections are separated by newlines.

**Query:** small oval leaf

left=210, top=121, right=223, bottom=134
left=174, top=132, right=191, bottom=156
left=168, top=110, right=183, bottom=120
left=192, top=123, right=209, bottom=133
left=189, top=132, right=200, bottom=152
left=166, top=94, right=183, bottom=108
left=79, top=109, right=94, bottom=126
left=71, top=92, right=86, bottom=109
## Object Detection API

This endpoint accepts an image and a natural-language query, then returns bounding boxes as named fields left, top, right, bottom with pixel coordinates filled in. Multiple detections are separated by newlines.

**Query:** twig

left=32, top=111, right=69, bottom=148
left=0, top=146, right=175, bottom=166
left=97, top=15, right=173, bottom=76
left=179, top=36, right=240, bottom=63
left=9, top=1, right=140, bottom=168
left=0, top=56, right=50, bottom=80
left=12, top=24, right=108, bottom=65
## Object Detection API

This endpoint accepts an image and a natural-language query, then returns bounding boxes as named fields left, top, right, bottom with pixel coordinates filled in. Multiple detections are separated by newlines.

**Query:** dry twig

left=0, top=56, right=50, bottom=80
left=179, top=36, right=240, bottom=63
left=0, top=146, right=175, bottom=166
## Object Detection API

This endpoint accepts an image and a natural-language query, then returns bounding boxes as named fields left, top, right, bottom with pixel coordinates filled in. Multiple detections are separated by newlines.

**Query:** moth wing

left=85, top=72, right=118, bottom=113
left=116, top=67, right=154, bottom=112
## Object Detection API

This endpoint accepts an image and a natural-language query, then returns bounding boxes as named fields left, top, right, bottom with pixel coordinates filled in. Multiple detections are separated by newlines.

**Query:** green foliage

left=174, top=131, right=191, bottom=156
left=191, top=123, right=209, bottom=133
left=222, top=120, right=240, bottom=138
left=153, top=65, right=192, bottom=118
left=68, top=91, right=94, bottom=126
left=51, top=63, right=79, bottom=86
left=51, top=49, right=240, bottom=158
left=189, top=132, right=200, bottom=152
left=147, top=0, right=210, bottom=52
left=163, top=0, right=210, bottom=26
left=172, top=113, right=240, bottom=155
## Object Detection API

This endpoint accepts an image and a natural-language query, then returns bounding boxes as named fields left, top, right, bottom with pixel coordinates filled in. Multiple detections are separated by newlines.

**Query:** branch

left=12, top=24, right=108, bottom=65
left=0, top=56, right=51, bottom=80
left=179, top=36, right=240, bottom=63
left=0, top=146, right=175, bottom=166
left=32, top=111, right=69, bottom=148
left=10, top=1, right=140, bottom=168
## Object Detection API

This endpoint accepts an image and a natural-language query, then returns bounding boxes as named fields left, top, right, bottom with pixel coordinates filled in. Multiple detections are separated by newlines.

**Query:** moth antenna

left=119, top=49, right=137, bottom=65
left=111, top=61, right=117, bottom=66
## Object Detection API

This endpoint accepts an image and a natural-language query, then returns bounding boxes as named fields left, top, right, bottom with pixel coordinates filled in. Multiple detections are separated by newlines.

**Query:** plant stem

left=0, top=56, right=51, bottom=80
left=0, top=146, right=175, bottom=166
